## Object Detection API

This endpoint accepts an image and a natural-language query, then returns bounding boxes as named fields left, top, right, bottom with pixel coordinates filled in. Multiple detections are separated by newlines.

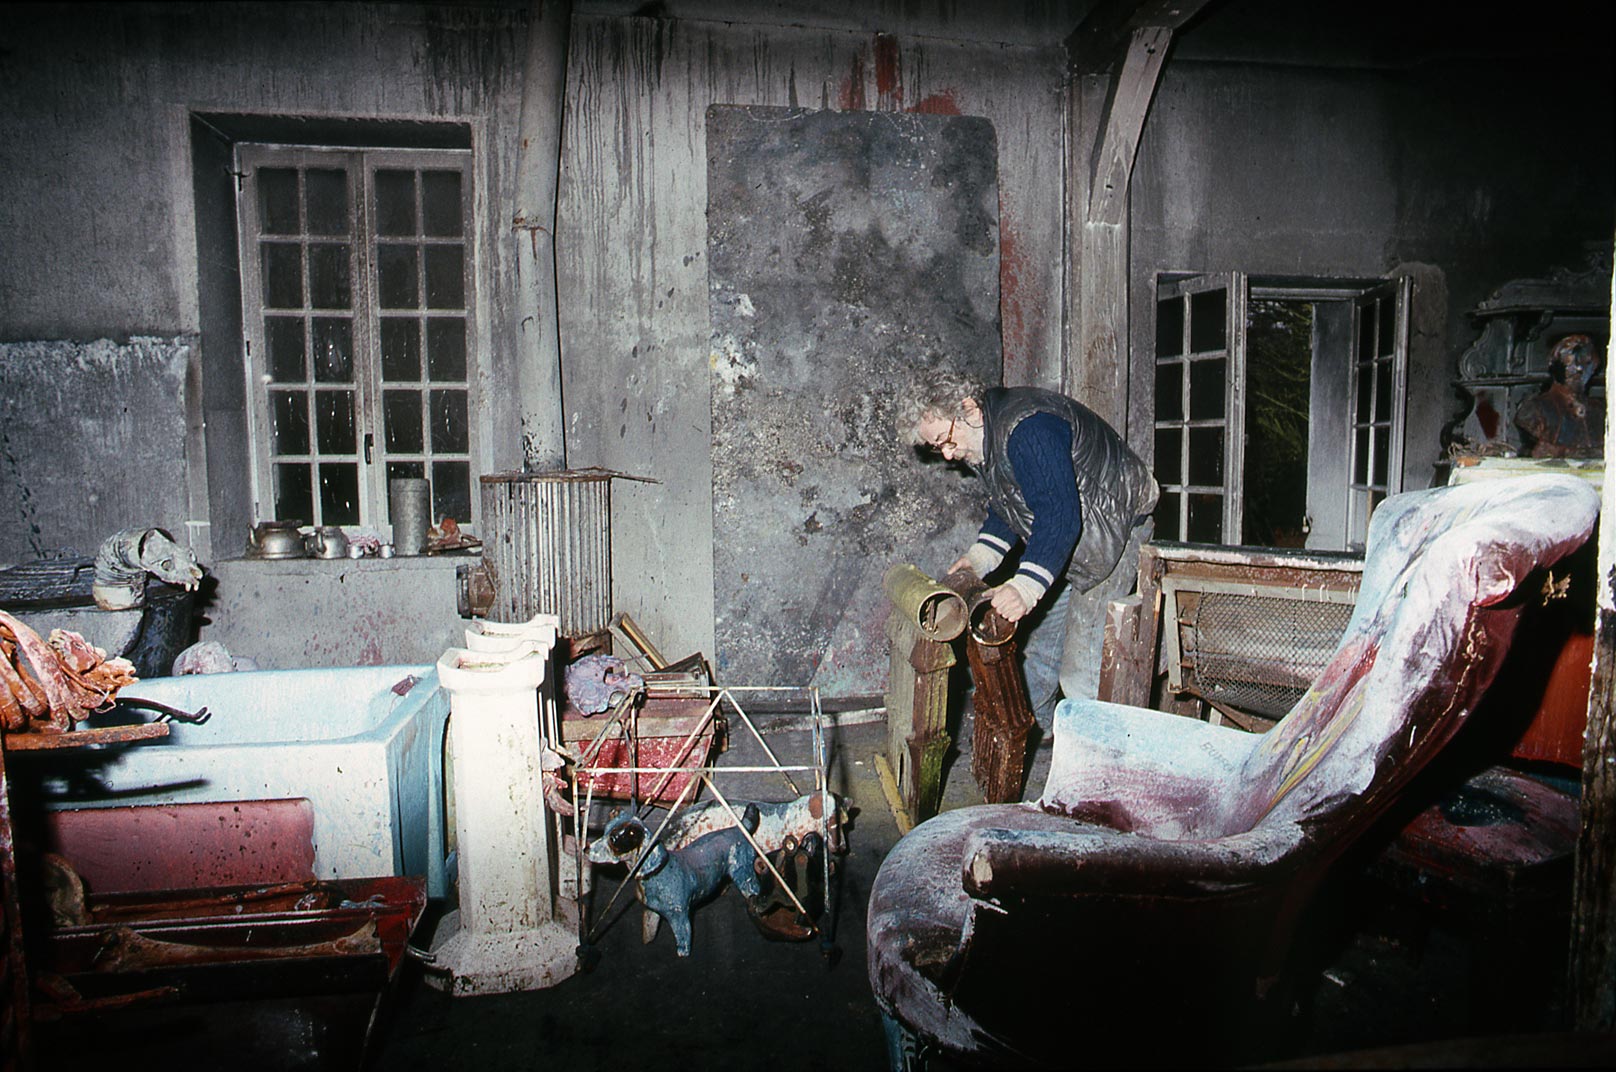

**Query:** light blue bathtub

left=40, top=665, right=451, bottom=897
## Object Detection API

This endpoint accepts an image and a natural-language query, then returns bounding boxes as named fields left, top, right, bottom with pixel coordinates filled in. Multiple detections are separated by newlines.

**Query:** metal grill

left=1178, top=592, right=1354, bottom=720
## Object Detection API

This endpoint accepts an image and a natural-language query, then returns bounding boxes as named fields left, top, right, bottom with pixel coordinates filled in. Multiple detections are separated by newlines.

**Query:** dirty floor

left=360, top=702, right=1602, bottom=1071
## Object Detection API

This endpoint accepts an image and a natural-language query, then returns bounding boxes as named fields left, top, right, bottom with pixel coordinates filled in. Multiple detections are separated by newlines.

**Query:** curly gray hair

left=893, top=366, right=991, bottom=446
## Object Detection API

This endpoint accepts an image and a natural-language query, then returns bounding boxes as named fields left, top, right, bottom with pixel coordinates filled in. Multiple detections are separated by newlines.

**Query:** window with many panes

left=1152, top=273, right=1409, bottom=551
left=237, top=145, right=475, bottom=530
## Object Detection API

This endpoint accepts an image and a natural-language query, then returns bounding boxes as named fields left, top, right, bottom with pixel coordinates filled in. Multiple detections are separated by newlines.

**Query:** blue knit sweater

left=972, top=412, right=1082, bottom=603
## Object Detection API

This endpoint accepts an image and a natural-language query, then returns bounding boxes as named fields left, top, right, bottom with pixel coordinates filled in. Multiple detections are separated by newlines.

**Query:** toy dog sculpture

left=659, top=791, right=848, bottom=856
left=588, top=804, right=763, bottom=956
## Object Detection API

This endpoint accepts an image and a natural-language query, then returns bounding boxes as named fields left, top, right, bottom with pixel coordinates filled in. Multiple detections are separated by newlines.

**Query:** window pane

left=261, top=242, right=303, bottom=308
left=1377, top=298, right=1394, bottom=357
left=381, top=318, right=422, bottom=381
left=308, top=243, right=352, bottom=310
left=305, top=168, right=349, bottom=236
left=424, top=246, right=465, bottom=308
left=430, top=389, right=469, bottom=453
left=1374, top=358, right=1392, bottom=419
left=422, top=171, right=463, bottom=237
left=1373, top=426, right=1390, bottom=487
left=318, top=463, right=361, bottom=525
left=273, top=463, right=313, bottom=523
left=1154, top=427, right=1182, bottom=484
left=1353, top=427, right=1370, bottom=482
left=311, top=317, right=354, bottom=383
left=258, top=168, right=299, bottom=235
left=1358, top=304, right=1375, bottom=361
left=377, top=244, right=419, bottom=309
left=427, top=317, right=467, bottom=380
left=1355, top=363, right=1373, bottom=422
left=1156, top=296, right=1184, bottom=357
left=433, top=461, right=472, bottom=524
left=386, top=461, right=426, bottom=484
left=1189, top=289, right=1226, bottom=353
left=1187, top=493, right=1223, bottom=543
left=269, top=390, right=309, bottom=455
left=384, top=389, right=425, bottom=453
left=1188, top=426, right=1224, bottom=485
left=1189, top=358, right=1226, bottom=421
left=1155, top=362, right=1183, bottom=422
left=316, top=390, right=358, bottom=455
left=375, top=170, right=417, bottom=236
left=265, top=316, right=306, bottom=382
left=1154, top=493, right=1181, bottom=542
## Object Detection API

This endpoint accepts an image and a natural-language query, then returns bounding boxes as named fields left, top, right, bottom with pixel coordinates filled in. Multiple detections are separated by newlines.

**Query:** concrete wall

left=1128, top=0, right=1615, bottom=494
left=555, top=3, right=1071, bottom=668
left=5, top=0, right=1607, bottom=679
left=0, top=1, right=531, bottom=664
left=0, top=0, right=1072, bottom=676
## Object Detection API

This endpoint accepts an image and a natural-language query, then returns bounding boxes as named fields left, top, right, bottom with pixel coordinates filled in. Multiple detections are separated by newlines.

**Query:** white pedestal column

left=427, top=644, right=579, bottom=994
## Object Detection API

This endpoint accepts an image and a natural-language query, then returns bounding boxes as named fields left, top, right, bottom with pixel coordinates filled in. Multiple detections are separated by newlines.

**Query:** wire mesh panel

left=1178, top=592, right=1355, bottom=719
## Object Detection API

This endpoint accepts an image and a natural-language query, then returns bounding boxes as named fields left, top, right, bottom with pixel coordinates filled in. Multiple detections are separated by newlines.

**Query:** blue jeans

left=1019, top=522, right=1151, bottom=730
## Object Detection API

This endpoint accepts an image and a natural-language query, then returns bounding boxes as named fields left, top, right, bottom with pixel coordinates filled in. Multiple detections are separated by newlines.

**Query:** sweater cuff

left=1005, top=571, right=1049, bottom=608
left=965, top=541, right=1006, bottom=577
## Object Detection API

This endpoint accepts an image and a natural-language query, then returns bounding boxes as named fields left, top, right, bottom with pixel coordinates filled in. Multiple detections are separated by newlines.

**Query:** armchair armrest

left=961, top=822, right=1301, bottom=902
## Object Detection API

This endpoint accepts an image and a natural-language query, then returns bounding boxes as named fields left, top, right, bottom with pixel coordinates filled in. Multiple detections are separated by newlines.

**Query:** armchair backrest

left=1213, top=475, right=1598, bottom=844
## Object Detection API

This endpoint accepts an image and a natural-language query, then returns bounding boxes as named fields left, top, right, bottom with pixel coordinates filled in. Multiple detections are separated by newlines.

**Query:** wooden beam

left=1570, top=242, right=1616, bottom=1030
left=1067, top=0, right=1213, bottom=73
left=1089, top=25, right=1172, bottom=227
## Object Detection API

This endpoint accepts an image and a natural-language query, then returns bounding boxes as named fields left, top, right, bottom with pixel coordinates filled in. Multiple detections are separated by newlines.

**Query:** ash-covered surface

left=706, top=104, right=1001, bottom=693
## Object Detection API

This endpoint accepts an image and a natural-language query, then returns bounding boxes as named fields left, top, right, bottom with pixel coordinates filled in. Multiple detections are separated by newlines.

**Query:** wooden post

left=1063, top=1, right=1209, bottom=435
left=1570, top=256, right=1616, bottom=1028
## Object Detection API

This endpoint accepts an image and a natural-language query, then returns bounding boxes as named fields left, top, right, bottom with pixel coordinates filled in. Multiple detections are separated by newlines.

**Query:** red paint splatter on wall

left=909, top=91, right=961, bottom=116
left=875, top=33, right=902, bottom=110
left=998, top=213, right=1044, bottom=386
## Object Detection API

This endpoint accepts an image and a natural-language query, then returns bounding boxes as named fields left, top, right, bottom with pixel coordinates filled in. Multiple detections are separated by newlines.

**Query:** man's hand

left=989, top=583, right=1030, bottom=623
left=946, top=555, right=976, bottom=577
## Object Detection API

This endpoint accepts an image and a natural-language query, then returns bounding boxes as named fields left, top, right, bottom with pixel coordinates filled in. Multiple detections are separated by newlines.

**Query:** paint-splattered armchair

left=866, top=475, right=1599, bottom=1068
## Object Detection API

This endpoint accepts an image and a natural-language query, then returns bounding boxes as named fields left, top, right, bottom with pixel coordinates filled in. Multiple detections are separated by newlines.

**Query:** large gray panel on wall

left=707, top=105, right=1001, bottom=694
left=0, top=337, right=193, bottom=563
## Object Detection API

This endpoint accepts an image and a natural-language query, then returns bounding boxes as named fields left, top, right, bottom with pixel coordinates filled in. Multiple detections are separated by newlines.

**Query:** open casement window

left=1343, top=279, right=1411, bottom=548
left=1152, top=273, right=1410, bottom=552
left=237, top=144, right=476, bottom=530
left=1153, top=273, right=1248, bottom=544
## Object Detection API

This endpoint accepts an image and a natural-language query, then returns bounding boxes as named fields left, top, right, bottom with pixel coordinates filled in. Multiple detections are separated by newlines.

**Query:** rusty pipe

left=883, top=564, right=968, bottom=642
left=940, top=570, right=1017, bottom=646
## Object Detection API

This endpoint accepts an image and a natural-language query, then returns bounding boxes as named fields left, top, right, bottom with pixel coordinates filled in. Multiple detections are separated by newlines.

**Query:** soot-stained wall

left=706, top=105, right=1000, bottom=691
left=1128, top=0, right=1615, bottom=494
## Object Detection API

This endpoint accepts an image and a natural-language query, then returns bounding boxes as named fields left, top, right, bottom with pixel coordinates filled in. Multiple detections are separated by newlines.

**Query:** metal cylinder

left=390, top=478, right=431, bottom=556
left=940, top=570, right=1017, bottom=646
left=882, top=564, right=967, bottom=642
left=480, top=469, right=613, bottom=637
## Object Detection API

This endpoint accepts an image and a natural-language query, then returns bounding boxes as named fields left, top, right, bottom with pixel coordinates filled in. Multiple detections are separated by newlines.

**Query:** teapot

left=247, top=521, right=306, bottom=558
left=305, top=526, right=350, bottom=560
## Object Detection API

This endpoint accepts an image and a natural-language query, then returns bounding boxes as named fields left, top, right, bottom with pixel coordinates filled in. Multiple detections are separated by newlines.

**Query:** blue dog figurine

left=589, top=804, right=763, bottom=956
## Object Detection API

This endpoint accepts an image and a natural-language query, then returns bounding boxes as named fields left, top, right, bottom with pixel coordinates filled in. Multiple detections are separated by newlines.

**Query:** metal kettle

left=247, top=521, right=307, bottom=558
left=304, top=526, right=350, bottom=560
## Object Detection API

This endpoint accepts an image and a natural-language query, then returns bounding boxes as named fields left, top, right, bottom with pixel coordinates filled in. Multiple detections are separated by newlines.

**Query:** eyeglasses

left=924, top=419, right=959, bottom=454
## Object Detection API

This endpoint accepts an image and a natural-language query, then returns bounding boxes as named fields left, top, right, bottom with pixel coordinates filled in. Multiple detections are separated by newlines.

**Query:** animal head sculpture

left=92, top=527, right=205, bottom=611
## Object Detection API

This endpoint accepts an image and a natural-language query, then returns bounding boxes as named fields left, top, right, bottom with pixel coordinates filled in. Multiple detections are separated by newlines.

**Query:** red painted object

left=45, top=799, right=317, bottom=894
left=564, top=696, right=719, bottom=804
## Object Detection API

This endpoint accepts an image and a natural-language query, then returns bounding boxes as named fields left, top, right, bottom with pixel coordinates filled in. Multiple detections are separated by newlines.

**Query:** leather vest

left=975, top=387, right=1159, bottom=588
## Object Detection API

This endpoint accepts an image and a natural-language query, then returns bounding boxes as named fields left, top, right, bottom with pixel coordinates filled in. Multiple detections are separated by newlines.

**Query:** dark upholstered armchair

left=867, top=475, right=1600, bottom=1068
